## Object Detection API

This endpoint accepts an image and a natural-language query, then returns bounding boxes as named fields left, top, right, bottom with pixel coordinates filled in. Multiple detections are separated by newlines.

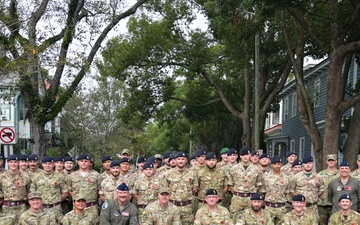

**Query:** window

left=284, top=97, right=289, bottom=120
left=292, top=92, right=297, bottom=117
left=0, top=98, right=11, bottom=121
left=314, top=79, right=320, bottom=107
left=299, top=137, right=305, bottom=159
left=290, top=139, right=295, bottom=151
left=272, top=111, right=279, bottom=124
left=19, top=97, right=27, bottom=121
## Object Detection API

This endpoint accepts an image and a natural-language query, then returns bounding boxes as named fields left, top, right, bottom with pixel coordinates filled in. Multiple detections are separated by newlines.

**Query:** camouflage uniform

left=131, top=176, right=160, bottom=223
left=197, top=165, right=227, bottom=203
left=317, top=168, right=339, bottom=225
left=0, top=170, right=31, bottom=221
left=216, top=161, right=228, bottom=170
left=350, top=169, right=360, bottom=180
left=280, top=164, right=292, bottom=176
left=142, top=200, right=181, bottom=225
left=290, top=171, right=324, bottom=221
left=61, top=209, right=96, bottom=225
left=68, top=170, right=101, bottom=223
left=28, top=168, right=43, bottom=180
left=100, top=171, right=112, bottom=182
left=162, top=167, right=198, bottom=225
left=228, top=163, right=263, bottom=217
left=328, top=209, right=360, bottom=225
left=194, top=205, right=233, bottom=225
left=99, top=176, right=121, bottom=201
left=19, top=208, right=56, bottom=225
left=281, top=209, right=317, bottom=225
left=62, top=170, right=74, bottom=215
left=30, top=171, right=68, bottom=222
left=235, top=208, right=273, bottom=225
left=117, top=172, right=135, bottom=189
left=263, top=171, right=290, bottom=225
left=0, top=211, right=15, bottom=225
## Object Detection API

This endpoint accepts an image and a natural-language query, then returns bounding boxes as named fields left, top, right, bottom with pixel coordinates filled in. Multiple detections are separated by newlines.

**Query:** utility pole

left=254, top=9, right=260, bottom=151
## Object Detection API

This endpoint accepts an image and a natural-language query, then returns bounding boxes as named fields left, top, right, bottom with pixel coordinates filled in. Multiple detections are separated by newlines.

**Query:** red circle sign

left=0, top=127, right=16, bottom=144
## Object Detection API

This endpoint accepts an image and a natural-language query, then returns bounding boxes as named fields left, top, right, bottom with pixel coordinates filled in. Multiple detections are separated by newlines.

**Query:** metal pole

left=254, top=26, right=260, bottom=151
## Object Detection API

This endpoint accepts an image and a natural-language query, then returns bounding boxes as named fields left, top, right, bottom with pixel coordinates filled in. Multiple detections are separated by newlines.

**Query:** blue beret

left=251, top=151, right=260, bottom=156
left=77, top=154, right=90, bottom=161
left=18, top=155, right=28, bottom=161
left=41, top=156, right=53, bottom=163
left=292, top=159, right=302, bottom=167
left=110, top=160, right=120, bottom=167
left=117, top=183, right=129, bottom=191
left=239, top=147, right=251, bottom=156
left=163, top=151, right=172, bottom=159
left=175, top=151, right=187, bottom=158
left=205, top=152, right=216, bottom=160
left=143, top=161, right=154, bottom=169
left=227, top=148, right=237, bottom=156
left=120, top=157, right=131, bottom=164
left=64, top=156, right=73, bottom=162
left=250, top=193, right=263, bottom=201
left=137, top=156, right=147, bottom=163
left=339, top=194, right=351, bottom=202
left=271, top=156, right=282, bottom=164
left=190, top=154, right=197, bottom=161
left=293, top=194, right=306, bottom=202
left=302, top=155, right=313, bottom=163
left=260, top=153, right=270, bottom=159
left=339, top=160, right=350, bottom=167
left=196, top=149, right=206, bottom=157
left=205, top=189, right=218, bottom=196
left=28, top=154, right=38, bottom=161
left=286, top=150, right=297, bottom=158
left=102, top=156, right=113, bottom=163
left=7, top=154, right=18, bottom=161
left=169, top=154, right=176, bottom=161
left=54, top=156, right=64, bottom=162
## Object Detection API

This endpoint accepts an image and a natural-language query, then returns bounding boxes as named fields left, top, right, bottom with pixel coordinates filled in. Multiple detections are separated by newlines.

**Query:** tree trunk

left=29, top=116, right=46, bottom=159
left=343, top=103, right=360, bottom=170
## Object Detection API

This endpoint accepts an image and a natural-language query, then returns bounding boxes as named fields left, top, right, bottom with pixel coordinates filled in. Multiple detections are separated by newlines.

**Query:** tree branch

left=344, top=3, right=360, bottom=33
left=169, top=97, right=221, bottom=107
left=341, top=95, right=360, bottom=114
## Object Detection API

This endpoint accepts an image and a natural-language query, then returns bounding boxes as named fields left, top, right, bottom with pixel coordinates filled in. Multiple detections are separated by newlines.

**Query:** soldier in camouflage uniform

left=250, top=151, right=260, bottom=165
left=195, top=189, right=233, bottom=225
left=317, top=154, right=339, bottom=225
left=28, top=154, right=42, bottom=180
left=30, top=156, right=68, bottom=223
left=329, top=194, right=360, bottom=225
left=100, top=160, right=126, bottom=202
left=118, top=157, right=135, bottom=189
left=132, top=156, right=146, bottom=181
left=263, top=156, right=289, bottom=225
left=63, top=156, right=75, bottom=175
left=168, top=154, right=176, bottom=168
left=0, top=211, right=15, bottom=225
left=282, top=194, right=317, bottom=225
left=68, top=154, right=101, bottom=223
left=142, top=186, right=181, bottom=225
left=156, top=151, right=172, bottom=179
left=19, top=191, right=56, bottom=225
left=194, top=149, right=207, bottom=171
left=197, top=152, right=227, bottom=206
left=18, top=155, right=29, bottom=174
left=190, top=154, right=197, bottom=167
left=62, top=156, right=74, bottom=215
left=235, top=193, right=273, bottom=225
left=222, top=148, right=238, bottom=209
left=162, top=151, right=198, bottom=225
left=259, top=153, right=271, bottom=174
left=0, top=154, right=5, bottom=174
left=61, top=195, right=96, bottom=225
left=0, top=154, right=31, bottom=222
left=100, top=156, right=113, bottom=182
left=350, top=154, right=360, bottom=180
left=228, top=147, right=263, bottom=219
left=217, top=148, right=229, bottom=169
left=280, top=151, right=297, bottom=176
left=119, top=149, right=136, bottom=174
left=285, top=159, right=302, bottom=213
left=289, top=155, right=324, bottom=223
left=131, top=161, right=160, bottom=223
left=54, top=156, right=65, bottom=174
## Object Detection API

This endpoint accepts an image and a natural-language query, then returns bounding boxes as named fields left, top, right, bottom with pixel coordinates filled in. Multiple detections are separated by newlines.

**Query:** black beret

left=260, top=153, right=270, bottom=159
left=28, top=154, right=38, bottom=161
left=102, top=156, right=113, bottom=163
left=169, top=154, right=176, bottom=161
left=286, top=150, right=297, bottom=158
left=190, top=154, right=197, bottom=161
left=196, top=149, right=206, bottom=157
left=117, top=183, right=129, bottom=191
left=239, top=147, right=251, bottom=156
left=251, top=151, right=260, bottom=156
left=163, top=151, right=172, bottom=159
left=175, top=151, right=187, bottom=158
left=64, top=156, right=73, bottom=162
left=292, top=159, right=302, bottom=167
left=120, top=157, right=131, bottom=164
left=227, top=148, right=237, bottom=156
left=339, top=160, right=350, bottom=167
left=271, top=156, right=282, bottom=164
left=293, top=194, right=306, bottom=202
left=18, top=155, right=28, bottom=161
left=137, top=156, right=147, bottom=163
left=0, top=154, right=3, bottom=159
left=205, top=152, right=216, bottom=160
left=77, top=154, right=90, bottom=161
left=41, top=156, right=53, bottom=163
left=250, top=193, right=263, bottom=201
left=7, top=154, right=18, bottom=161
left=302, top=155, right=313, bottom=163
left=110, top=160, right=120, bottom=167
left=143, top=161, right=154, bottom=169
left=54, top=156, right=65, bottom=162
left=205, top=189, right=218, bottom=196
left=339, top=194, right=351, bottom=202
left=147, top=156, right=157, bottom=164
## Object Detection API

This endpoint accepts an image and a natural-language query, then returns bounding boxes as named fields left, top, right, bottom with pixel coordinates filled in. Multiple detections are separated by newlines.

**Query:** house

left=265, top=58, right=360, bottom=168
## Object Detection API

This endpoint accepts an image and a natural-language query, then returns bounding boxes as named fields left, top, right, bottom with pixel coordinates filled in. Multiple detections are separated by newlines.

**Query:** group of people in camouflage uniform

left=1, top=146, right=360, bottom=224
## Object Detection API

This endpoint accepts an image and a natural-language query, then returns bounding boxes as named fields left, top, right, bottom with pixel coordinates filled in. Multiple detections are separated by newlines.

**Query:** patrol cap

left=147, top=156, right=157, bottom=164
left=41, top=156, right=53, bottom=163
left=190, top=154, right=197, bottom=161
left=110, top=160, right=120, bottom=167
left=18, top=154, right=29, bottom=161
left=137, top=156, right=147, bottom=163
left=206, top=152, right=216, bottom=160
left=251, top=151, right=260, bottom=156
left=7, top=154, right=18, bottom=161
left=117, top=183, right=129, bottom=191
left=205, top=189, right=218, bottom=196
left=102, top=155, right=113, bottom=163
left=28, top=191, right=42, bottom=200
left=54, top=156, right=64, bottom=162
left=175, top=151, right=187, bottom=158
left=28, top=154, right=39, bottom=161
left=159, top=186, right=170, bottom=194
left=77, top=154, right=90, bottom=161
left=121, top=149, right=130, bottom=155
left=260, top=153, right=270, bottom=159
left=339, top=160, right=350, bottom=167
left=120, top=157, right=131, bottom=164
left=271, top=156, right=282, bottom=164
left=143, top=161, right=154, bottom=169
left=169, top=154, right=176, bottom=162
left=357, top=155, right=360, bottom=161
left=326, top=154, right=337, bottom=161
left=292, top=159, right=302, bottom=167
left=196, top=149, right=206, bottom=158
left=239, top=146, right=251, bottom=156
left=302, top=155, right=313, bottom=163
left=154, top=154, right=162, bottom=160
left=339, top=194, right=351, bottom=202
left=163, top=151, right=172, bottom=160
left=250, top=193, right=263, bottom=201
left=73, top=195, right=86, bottom=201
left=286, top=150, right=296, bottom=158
left=227, top=148, right=237, bottom=156
left=220, top=148, right=229, bottom=155
left=64, top=156, right=73, bottom=162
left=292, top=194, right=306, bottom=202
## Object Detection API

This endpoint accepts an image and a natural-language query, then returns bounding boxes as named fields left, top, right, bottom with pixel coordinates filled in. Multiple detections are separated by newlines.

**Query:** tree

left=0, top=0, right=147, bottom=158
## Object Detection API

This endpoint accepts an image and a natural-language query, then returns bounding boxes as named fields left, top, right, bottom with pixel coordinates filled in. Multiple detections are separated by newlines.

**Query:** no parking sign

left=0, top=127, right=16, bottom=144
